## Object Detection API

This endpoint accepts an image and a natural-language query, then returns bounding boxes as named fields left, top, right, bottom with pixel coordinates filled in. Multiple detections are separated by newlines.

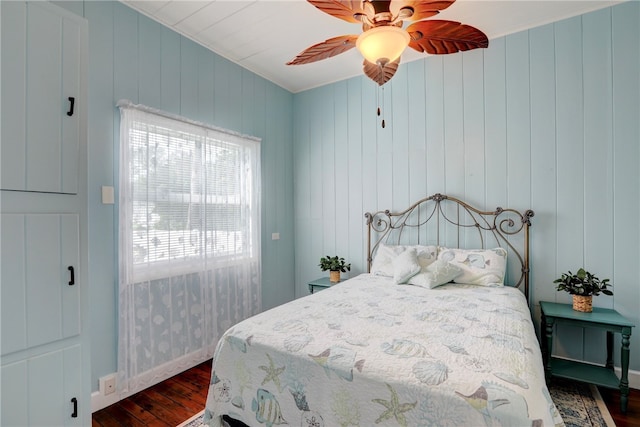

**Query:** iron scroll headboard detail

left=364, top=193, right=535, bottom=301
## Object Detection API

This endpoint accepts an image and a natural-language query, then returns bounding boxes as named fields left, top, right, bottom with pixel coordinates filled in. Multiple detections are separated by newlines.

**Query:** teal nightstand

left=540, top=301, right=635, bottom=414
left=308, top=277, right=337, bottom=294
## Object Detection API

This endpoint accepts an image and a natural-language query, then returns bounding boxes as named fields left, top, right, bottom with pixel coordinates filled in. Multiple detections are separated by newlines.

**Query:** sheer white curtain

left=117, top=101, right=261, bottom=395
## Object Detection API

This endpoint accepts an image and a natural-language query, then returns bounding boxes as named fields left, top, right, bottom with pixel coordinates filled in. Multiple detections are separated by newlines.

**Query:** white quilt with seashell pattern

left=203, top=274, right=563, bottom=427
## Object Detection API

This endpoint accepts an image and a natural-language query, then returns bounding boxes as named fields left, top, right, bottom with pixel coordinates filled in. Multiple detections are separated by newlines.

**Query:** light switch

left=102, top=186, right=115, bottom=204
left=272, top=232, right=280, bottom=240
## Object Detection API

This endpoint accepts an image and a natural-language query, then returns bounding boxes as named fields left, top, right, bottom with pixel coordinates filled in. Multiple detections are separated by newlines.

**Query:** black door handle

left=71, top=397, right=78, bottom=418
left=68, top=266, right=75, bottom=286
left=67, top=97, right=75, bottom=116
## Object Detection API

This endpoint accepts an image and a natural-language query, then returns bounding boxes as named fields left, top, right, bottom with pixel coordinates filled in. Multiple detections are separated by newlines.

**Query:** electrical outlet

left=105, top=376, right=115, bottom=395
left=99, top=374, right=116, bottom=396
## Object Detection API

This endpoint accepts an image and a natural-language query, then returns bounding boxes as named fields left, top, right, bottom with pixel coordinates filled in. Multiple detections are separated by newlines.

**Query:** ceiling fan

left=287, top=0, right=489, bottom=86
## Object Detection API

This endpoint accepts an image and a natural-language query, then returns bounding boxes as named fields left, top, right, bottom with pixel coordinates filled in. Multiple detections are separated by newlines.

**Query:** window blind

left=119, top=101, right=260, bottom=282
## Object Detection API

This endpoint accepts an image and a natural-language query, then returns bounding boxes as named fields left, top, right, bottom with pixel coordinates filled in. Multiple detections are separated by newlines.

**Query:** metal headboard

left=364, top=193, right=534, bottom=301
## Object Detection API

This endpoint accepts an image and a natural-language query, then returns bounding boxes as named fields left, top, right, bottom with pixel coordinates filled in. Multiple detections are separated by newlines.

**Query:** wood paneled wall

left=293, top=3, right=640, bottom=373
left=53, top=1, right=295, bottom=394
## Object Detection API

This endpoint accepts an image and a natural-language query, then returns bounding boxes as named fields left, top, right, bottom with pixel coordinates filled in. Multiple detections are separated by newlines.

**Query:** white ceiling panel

left=180, top=1, right=257, bottom=37
left=121, top=0, right=626, bottom=93
left=154, top=0, right=213, bottom=26
left=125, top=0, right=171, bottom=15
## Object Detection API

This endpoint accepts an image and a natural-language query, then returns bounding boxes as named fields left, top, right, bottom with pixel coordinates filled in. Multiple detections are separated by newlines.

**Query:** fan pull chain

left=377, top=86, right=386, bottom=128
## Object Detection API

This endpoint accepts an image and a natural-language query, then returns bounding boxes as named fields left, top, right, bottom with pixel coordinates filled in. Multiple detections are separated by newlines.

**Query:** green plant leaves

left=554, top=268, right=612, bottom=297
left=319, top=255, right=351, bottom=272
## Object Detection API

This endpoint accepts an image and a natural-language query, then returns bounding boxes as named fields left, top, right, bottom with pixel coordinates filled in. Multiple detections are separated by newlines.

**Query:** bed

left=203, top=194, right=564, bottom=427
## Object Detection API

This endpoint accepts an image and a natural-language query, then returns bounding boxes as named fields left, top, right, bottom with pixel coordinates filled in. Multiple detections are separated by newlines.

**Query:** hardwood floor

left=92, top=360, right=212, bottom=427
left=598, top=386, right=640, bottom=427
left=94, top=360, right=640, bottom=426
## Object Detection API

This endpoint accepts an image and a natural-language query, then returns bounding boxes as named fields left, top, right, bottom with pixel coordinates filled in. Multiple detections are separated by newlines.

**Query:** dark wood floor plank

left=159, top=379, right=207, bottom=412
left=598, top=386, right=640, bottom=427
left=179, top=365, right=211, bottom=390
left=93, top=399, right=155, bottom=427
left=129, top=388, right=193, bottom=426
left=119, top=398, right=172, bottom=426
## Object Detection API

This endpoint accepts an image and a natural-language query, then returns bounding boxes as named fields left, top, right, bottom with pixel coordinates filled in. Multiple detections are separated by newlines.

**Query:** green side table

left=540, top=301, right=635, bottom=414
left=308, top=277, right=336, bottom=294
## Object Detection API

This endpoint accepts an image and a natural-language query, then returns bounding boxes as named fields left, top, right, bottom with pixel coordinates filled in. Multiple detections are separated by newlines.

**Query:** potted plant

left=319, top=255, right=351, bottom=283
left=554, top=268, right=613, bottom=312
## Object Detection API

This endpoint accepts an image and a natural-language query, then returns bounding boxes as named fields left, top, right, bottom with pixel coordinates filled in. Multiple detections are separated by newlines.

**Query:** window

left=117, top=101, right=261, bottom=393
left=119, top=102, right=261, bottom=282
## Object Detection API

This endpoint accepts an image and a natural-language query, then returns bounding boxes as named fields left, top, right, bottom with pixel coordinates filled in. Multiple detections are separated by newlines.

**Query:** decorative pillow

left=407, top=259, right=463, bottom=289
left=392, top=248, right=422, bottom=284
left=370, top=244, right=406, bottom=277
left=412, top=244, right=438, bottom=270
left=437, top=247, right=508, bottom=286
left=371, top=243, right=437, bottom=277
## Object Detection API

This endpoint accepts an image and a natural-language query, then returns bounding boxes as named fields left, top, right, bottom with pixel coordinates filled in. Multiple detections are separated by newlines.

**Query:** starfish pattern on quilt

left=372, top=383, right=417, bottom=426
left=258, top=353, right=285, bottom=392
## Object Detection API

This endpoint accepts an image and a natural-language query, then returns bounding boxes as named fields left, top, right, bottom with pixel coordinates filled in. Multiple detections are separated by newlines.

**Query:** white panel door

left=0, top=1, right=27, bottom=191
left=0, top=1, right=82, bottom=194
left=1, top=346, right=83, bottom=426
left=1, top=214, right=27, bottom=354
left=0, top=214, right=80, bottom=354
left=0, top=360, right=28, bottom=426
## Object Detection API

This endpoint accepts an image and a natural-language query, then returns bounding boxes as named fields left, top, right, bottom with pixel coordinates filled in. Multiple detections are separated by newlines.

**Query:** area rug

left=177, top=378, right=615, bottom=427
left=177, top=411, right=206, bottom=427
left=548, top=378, right=616, bottom=427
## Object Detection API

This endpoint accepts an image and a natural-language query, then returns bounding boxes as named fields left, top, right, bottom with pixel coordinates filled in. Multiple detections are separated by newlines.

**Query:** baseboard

left=615, top=366, right=639, bottom=389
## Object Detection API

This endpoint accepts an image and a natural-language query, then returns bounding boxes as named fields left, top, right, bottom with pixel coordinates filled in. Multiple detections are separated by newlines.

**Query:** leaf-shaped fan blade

left=287, top=35, right=358, bottom=65
left=307, top=0, right=371, bottom=23
left=363, top=58, right=400, bottom=86
left=407, top=20, right=488, bottom=55
left=390, top=0, right=455, bottom=21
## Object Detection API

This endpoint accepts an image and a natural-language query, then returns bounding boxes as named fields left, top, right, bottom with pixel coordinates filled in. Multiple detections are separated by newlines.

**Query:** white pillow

left=437, top=247, right=508, bottom=286
left=392, top=248, right=422, bottom=284
left=371, top=243, right=437, bottom=277
left=371, top=244, right=406, bottom=277
left=412, top=245, right=438, bottom=270
left=407, top=260, right=463, bottom=289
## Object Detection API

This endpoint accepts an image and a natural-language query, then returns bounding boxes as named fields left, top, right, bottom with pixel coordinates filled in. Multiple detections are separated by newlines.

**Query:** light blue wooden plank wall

left=612, top=0, right=640, bottom=360
left=53, top=1, right=294, bottom=394
left=293, top=2, right=640, bottom=372
left=346, top=79, right=365, bottom=275
left=582, top=9, right=615, bottom=363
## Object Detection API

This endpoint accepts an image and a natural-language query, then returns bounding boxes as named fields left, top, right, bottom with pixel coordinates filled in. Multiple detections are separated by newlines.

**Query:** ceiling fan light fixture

left=356, top=26, right=410, bottom=65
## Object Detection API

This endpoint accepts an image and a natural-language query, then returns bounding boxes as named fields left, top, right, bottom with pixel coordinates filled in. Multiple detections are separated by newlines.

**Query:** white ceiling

left=121, top=0, right=624, bottom=93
